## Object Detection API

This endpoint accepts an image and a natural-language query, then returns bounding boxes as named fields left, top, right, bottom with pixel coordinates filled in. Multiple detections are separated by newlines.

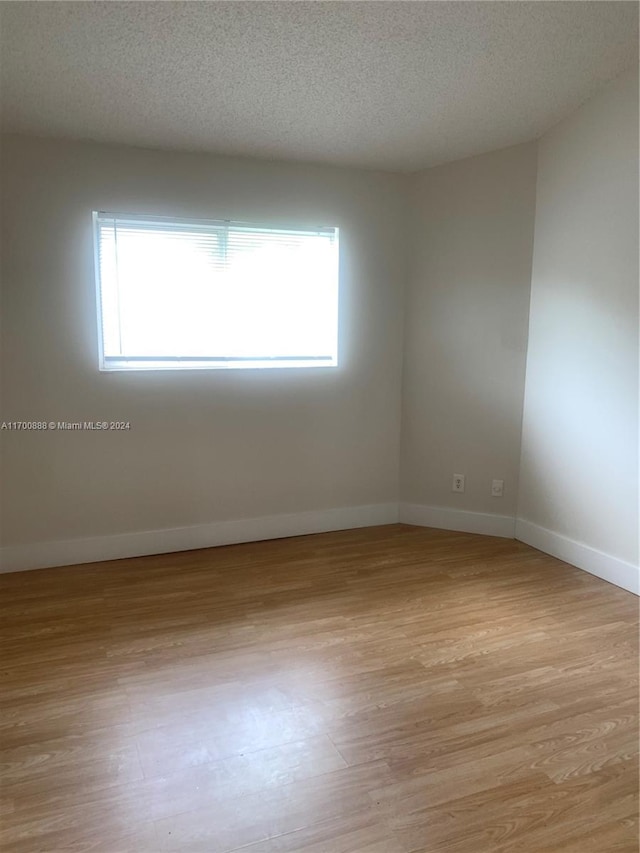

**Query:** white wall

left=2, top=71, right=638, bottom=587
left=400, top=143, right=538, bottom=522
left=517, top=69, right=639, bottom=573
left=0, top=136, right=407, bottom=555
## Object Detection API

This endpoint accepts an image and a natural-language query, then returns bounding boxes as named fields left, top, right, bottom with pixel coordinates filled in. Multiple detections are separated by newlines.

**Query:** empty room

left=0, top=1, right=638, bottom=851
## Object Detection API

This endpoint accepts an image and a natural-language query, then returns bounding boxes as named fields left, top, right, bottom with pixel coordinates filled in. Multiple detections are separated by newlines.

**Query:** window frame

left=92, top=211, right=340, bottom=373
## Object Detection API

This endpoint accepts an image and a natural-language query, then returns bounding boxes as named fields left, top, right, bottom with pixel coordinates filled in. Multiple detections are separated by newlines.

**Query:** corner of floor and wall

left=513, top=67, right=639, bottom=597
left=399, top=66, right=639, bottom=597
left=1, top=69, right=638, bottom=596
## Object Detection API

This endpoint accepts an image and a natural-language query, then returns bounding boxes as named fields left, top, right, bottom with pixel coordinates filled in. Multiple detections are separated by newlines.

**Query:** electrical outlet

left=491, top=479, right=504, bottom=497
left=452, top=473, right=465, bottom=493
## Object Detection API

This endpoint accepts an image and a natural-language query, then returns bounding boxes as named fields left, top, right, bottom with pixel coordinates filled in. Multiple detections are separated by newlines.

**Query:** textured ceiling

left=1, top=1, right=637, bottom=172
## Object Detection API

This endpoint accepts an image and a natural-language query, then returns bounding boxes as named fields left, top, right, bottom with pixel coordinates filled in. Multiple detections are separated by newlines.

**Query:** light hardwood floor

left=1, top=524, right=638, bottom=853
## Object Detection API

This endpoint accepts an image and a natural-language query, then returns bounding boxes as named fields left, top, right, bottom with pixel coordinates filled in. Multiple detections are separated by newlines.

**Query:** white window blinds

left=94, top=212, right=339, bottom=370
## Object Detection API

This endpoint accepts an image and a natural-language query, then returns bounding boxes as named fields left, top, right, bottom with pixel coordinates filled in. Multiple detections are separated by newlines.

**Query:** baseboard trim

left=399, top=503, right=516, bottom=539
left=0, top=503, right=400, bottom=574
left=4, top=503, right=636, bottom=595
left=515, top=518, right=640, bottom=596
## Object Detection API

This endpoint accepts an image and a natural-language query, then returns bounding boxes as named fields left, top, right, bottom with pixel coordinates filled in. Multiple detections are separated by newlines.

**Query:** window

left=93, top=212, right=339, bottom=371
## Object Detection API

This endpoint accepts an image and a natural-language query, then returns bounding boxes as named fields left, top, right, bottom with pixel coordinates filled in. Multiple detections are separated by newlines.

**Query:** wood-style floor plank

left=0, top=524, right=637, bottom=852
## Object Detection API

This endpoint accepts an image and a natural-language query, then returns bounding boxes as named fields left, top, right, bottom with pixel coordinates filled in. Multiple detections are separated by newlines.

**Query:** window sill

left=100, top=357, right=338, bottom=372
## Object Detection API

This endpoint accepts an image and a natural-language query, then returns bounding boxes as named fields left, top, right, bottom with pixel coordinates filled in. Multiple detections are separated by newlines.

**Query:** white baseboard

left=515, top=518, right=639, bottom=596
left=0, top=503, right=400, bottom=574
left=3, top=501, right=636, bottom=597
left=399, top=502, right=516, bottom=539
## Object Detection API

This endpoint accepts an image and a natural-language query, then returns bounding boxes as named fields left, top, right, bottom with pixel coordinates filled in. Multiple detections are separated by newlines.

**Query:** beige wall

left=400, top=142, right=538, bottom=515
left=2, top=76, right=637, bottom=571
left=0, top=136, right=408, bottom=547
left=518, top=69, right=639, bottom=565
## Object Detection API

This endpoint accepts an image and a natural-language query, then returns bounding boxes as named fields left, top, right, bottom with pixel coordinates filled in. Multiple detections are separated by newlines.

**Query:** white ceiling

left=1, top=1, right=637, bottom=173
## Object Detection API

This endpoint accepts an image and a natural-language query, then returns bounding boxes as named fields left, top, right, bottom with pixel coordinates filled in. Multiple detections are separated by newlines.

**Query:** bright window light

left=93, top=212, right=339, bottom=371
